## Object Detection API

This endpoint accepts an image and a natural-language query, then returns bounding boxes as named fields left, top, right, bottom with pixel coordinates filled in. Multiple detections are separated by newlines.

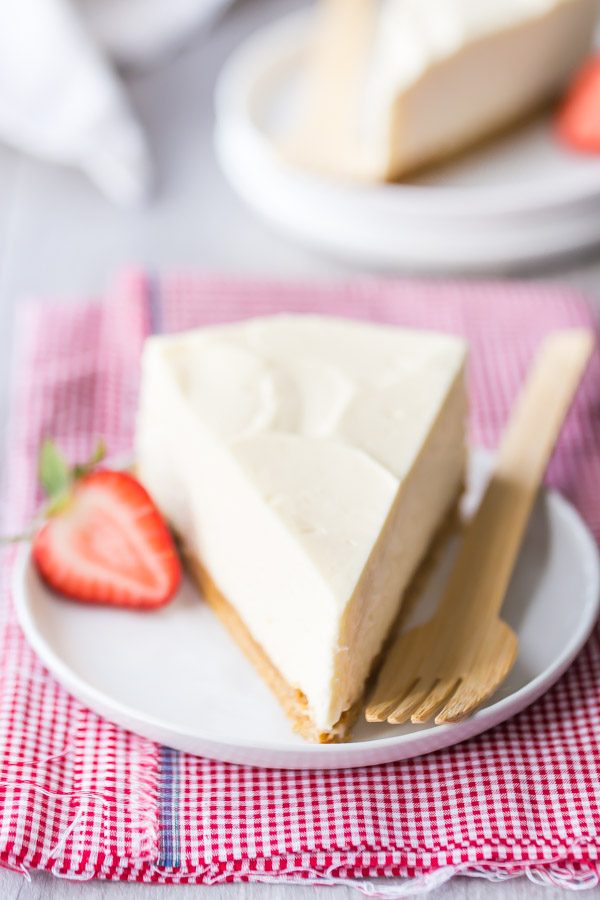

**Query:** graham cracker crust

left=178, top=492, right=462, bottom=744
left=181, top=547, right=352, bottom=743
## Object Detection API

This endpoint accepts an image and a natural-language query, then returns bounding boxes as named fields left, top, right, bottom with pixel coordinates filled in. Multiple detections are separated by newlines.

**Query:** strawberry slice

left=31, top=441, right=181, bottom=608
left=556, top=55, right=600, bottom=153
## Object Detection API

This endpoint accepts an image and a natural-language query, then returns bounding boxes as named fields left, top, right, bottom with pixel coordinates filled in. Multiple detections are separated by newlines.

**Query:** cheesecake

left=287, top=0, right=598, bottom=182
left=135, top=316, right=467, bottom=742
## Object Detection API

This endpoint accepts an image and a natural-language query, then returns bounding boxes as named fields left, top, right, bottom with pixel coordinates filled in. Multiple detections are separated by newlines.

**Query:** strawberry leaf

left=89, top=438, right=106, bottom=467
left=39, top=440, right=71, bottom=499
left=44, top=489, right=74, bottom=517
left=72, top=439, right=106, bottom=479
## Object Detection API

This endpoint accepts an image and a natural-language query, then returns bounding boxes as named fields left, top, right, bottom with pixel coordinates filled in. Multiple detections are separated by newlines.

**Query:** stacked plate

left=215, top=11, right=600, bottom=273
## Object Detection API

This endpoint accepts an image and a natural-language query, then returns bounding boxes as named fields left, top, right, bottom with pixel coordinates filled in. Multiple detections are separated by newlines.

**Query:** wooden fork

left=366, top=329, right=594, bottom=727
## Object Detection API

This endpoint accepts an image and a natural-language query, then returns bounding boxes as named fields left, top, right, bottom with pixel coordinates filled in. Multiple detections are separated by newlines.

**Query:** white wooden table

left=0, top=0, right=599, bottom=896
left=0, top=870, right=581, bottom=900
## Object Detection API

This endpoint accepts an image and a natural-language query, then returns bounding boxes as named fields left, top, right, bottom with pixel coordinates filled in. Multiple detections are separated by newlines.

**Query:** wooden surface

left=0, top=0, right=600, bottom=896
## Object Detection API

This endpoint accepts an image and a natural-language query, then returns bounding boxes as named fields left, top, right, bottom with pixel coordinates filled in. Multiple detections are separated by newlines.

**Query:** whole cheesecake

left=135, top=315, right=467, bottom=741
left=287, top=0, right=598, bottom=182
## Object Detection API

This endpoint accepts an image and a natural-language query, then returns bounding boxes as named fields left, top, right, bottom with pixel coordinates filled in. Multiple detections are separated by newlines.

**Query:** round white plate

left=214, top=10, right=600, bottom=273
left=13, top=450, right=600, bottom=769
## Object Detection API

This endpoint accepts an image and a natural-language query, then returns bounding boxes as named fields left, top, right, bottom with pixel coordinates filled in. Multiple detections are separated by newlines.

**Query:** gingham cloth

left=1, top=272, right=600, bottom=895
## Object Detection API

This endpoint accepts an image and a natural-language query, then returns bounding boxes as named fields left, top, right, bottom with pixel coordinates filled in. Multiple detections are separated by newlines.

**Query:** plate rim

left=214, top=8, right=600, bottom=218
left=12, top=451, right=600, bottom=767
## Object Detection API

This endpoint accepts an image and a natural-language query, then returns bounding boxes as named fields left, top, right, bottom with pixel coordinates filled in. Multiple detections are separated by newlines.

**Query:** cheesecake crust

left=177, top=488, right=462, bottom=745
left=181, top=547, right=351, bottom=743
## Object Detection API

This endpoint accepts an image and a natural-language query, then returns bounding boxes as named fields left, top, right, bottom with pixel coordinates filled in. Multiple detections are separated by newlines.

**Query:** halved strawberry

left=31, top=441, right=181, bottom=609
left=556, top=55, right=600, bottom=153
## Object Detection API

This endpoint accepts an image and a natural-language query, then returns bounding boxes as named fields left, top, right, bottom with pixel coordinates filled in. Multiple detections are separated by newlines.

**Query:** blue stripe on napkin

left=158, top=745, right=181, bottom=867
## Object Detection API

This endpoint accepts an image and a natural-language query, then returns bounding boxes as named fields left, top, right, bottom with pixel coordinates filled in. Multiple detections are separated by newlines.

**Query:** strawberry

left=30, top=440, right=181, bottom=609
left=556, top=55, right=600, bottom=154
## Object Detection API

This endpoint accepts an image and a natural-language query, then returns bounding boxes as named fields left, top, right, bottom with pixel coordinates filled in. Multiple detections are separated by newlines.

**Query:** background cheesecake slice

left=136, top=316, right=467, bottom=742
left=287, top=0, right=598, bottom=182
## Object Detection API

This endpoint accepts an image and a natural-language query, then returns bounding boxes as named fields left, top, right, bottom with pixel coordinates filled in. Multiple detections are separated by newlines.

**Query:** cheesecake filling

left=136, top=316, right=467, bottom=733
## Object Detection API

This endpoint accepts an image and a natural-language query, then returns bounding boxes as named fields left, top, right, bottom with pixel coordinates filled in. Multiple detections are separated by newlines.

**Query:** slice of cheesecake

left=287, top=0, right=597, bottom=182
left=135, top=316, right=467, bottom=742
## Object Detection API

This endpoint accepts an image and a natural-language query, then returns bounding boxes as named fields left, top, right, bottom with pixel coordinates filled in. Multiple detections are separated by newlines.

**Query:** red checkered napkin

left=1, top=272, right=599, bottom=894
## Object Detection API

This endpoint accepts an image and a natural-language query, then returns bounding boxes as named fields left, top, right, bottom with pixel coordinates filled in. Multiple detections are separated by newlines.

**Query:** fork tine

left=410, top=678, right=460, bottom=725
left=434, top=679, right=495, bottom=724
left=387, top=681, right=429, bottom=725
left=435, top=622, right=518, bottom=723
left=435, top=665, right=511, bottom=724
left=365, top=681, right=414, bottom=723
left=365, top=699, right=403, bottom=723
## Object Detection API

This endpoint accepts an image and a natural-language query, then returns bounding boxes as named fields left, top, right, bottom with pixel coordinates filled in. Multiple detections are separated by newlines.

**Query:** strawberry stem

left=0, top=529, right=36, bottom=545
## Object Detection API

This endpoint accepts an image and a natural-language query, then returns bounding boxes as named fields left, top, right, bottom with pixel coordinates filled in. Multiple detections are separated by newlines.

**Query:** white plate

left=13, top=450, right=600, bottom=770
left=214, top=10, right=600, bottom=273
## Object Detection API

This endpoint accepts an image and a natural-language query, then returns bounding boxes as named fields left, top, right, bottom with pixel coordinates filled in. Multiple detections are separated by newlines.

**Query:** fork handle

left=438, top=329, right=594, bottom=627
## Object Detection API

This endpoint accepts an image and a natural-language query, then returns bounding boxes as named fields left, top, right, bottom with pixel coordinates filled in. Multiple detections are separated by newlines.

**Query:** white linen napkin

left=0, top=0, right=230, bottom=206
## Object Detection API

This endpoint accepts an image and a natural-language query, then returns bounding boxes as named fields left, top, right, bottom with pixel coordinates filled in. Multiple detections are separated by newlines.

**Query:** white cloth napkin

left=0, top=0, right=230, bottom=206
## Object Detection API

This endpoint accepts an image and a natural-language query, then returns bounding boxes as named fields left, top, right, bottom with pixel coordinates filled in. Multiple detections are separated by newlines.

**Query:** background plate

left=214, top=11, right=600, bottom=273
left=14, top=450, right=600, bottom=769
